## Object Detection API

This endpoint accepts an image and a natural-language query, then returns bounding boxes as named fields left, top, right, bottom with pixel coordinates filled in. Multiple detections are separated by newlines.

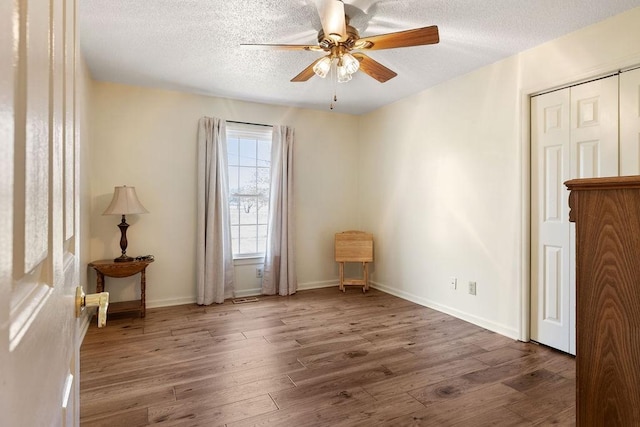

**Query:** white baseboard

left=370, top=280, right=519, bottom=340
left=234, top=280, right=338, bottom=297
left=147, top=296, right=197, bottom=309
left=78, top=313, right=91, bottom=344
left=145, top=281, right=339, bottom=308
left=297, top=280, right=339, bottom=291
left=234, top=287, right=262, bottom=298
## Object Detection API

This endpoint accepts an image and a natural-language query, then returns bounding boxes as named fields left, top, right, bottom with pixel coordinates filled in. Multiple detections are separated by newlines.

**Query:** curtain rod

left=227, top=120, right=273, bottom=128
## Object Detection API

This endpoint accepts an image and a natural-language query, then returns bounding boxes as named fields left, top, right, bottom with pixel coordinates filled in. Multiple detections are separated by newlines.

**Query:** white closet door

left=620, top=68, right=640, bottom=175
left=531, top=75, right=618, bottom=354
left=568, top=76, right=619, bottom=355
left=531, top=89, right=572, bottom=353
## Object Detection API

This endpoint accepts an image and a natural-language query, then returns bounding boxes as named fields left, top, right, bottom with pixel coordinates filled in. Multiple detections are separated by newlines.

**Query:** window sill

left=233, top=256, right=265, bottom=266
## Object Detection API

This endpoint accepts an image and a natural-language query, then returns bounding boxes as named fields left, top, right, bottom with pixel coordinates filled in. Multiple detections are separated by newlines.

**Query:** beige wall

left=89, top=84, right=360, bottom=305
left=357, top=7, right=640, bottom=339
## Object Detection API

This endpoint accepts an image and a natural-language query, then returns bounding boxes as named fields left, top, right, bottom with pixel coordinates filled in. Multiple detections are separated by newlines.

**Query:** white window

left=226, top=123, right=272, bottom=258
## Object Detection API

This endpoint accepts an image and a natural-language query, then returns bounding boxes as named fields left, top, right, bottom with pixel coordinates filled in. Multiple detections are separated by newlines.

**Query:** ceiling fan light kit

left=313, top=56, right=332, bottom=78
left=312, top=50, right=359, bottom=81
left=337, top=64, right=352, bottom=83
left=241, top=0, right=440, bottom=108
left=340, top=52, right=359, bottom=75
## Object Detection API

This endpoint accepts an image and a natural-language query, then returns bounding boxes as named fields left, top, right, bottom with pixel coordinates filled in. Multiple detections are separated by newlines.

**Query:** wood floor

left=80, top=288, right=576, bottom=426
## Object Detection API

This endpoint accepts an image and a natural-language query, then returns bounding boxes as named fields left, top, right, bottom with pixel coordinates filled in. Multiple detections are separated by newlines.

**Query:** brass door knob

left=75, top=286, right=109, bottom=328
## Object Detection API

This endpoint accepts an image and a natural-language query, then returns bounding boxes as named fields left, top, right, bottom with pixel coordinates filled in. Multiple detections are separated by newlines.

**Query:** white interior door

left=531, top=88, right=572, bottom=353
left=0, top=0, right=84, bottom=425
left=620, top=68, right=640, bottom=176
left=567, top=76, right=619, bottom=354
left=531, top=76, right=619, bottom=354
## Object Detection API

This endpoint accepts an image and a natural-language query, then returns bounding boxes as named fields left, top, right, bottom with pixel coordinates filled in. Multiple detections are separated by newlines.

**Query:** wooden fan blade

left=352, top=53, right=397, bottom=83
left=240, top=43, right=325, bottom=52
left=291, top=57, right=324, bottom=82
left=355, top=25, right=439, bottom=51
left=316, top=0, right=346, bottom=42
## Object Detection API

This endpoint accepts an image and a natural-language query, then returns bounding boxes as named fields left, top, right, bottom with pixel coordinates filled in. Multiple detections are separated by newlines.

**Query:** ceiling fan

left=241, top=0, right=439, bottom=84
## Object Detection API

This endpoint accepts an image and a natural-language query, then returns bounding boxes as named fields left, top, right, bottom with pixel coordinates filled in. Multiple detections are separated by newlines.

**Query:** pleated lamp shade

left=103, top=186, right=148, bottom=215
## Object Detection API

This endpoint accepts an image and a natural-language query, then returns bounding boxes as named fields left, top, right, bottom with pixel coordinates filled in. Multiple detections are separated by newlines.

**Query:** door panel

left=64, top=0, right=76, bottom=244
left=570, top=77, right=619, bottom=179
left=1, top=0, right=82, bottom=425
left=620, top=68, right=640, bottom=175
left=22, top=0, right=50, bottom=274
left=531, top=76, right=619, bottom=355
left=543, top=246, right=562, bottom=323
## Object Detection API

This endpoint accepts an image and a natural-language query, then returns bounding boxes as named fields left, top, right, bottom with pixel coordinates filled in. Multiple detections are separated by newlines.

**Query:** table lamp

left=103, top=185, right=148, bottom=262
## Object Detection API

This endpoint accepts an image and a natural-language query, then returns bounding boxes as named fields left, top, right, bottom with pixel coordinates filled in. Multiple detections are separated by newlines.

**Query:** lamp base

left=114, top=255, right=134, bottom=263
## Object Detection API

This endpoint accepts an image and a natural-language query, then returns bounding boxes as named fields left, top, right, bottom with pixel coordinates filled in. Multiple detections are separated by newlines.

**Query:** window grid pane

left=227, top=125, right=272, bottom=257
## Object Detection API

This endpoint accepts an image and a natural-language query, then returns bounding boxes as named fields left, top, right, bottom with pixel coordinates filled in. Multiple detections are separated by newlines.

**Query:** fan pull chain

left=330, top=58, right=338, bottom=110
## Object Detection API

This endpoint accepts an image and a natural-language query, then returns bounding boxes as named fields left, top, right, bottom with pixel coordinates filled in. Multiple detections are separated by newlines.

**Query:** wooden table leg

left=364, top=262, right=369, bottom=292
left=140, top=267, right=146, bottom=318
left=96, top=272, right=105, bottom=293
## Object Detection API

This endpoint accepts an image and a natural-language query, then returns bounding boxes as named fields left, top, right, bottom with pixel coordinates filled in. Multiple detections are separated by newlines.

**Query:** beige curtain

left=263, top=125, right=297, bottom=295
left=196, top=117, right=234, bottom=304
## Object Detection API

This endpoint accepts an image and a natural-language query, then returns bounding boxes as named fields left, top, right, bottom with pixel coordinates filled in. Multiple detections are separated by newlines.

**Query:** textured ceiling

left=79, top=1, right=640, bottom=115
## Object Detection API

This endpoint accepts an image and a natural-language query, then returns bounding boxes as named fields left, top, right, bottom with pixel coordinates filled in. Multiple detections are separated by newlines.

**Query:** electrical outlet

left=468, top=281, right=477, bottom=295
left=256, top=267, right=263, bottom=278
left=449, top=277, right=457, bottom=290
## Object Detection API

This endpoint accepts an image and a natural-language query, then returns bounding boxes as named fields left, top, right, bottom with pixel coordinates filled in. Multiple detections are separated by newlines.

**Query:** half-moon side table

left=88, top=259, right=154, bottom=318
